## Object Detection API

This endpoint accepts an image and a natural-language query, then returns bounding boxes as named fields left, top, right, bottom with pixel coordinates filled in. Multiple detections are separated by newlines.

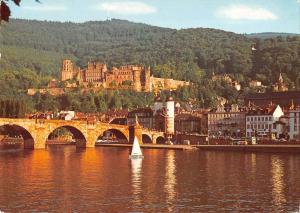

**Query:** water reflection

left=250, top=153, right=257, bottom=177
left=271, top=155, right=286, bottom=206
left=1, top=147, right=300, bottom=212
left=131, top=158, right=142, bottom=205
left=165, top=150, right=176, bottom=211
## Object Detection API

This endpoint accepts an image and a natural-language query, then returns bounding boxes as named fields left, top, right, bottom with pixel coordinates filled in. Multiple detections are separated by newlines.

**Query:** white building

left=59, top=111, right=75, bottom=121
left=288, top=107, right=300, bottom=140
left=246, top=105, right=284, bottom=139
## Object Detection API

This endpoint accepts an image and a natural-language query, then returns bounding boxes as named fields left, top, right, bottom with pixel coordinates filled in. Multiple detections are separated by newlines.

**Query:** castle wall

left=151, top=77, right=190, bottom=91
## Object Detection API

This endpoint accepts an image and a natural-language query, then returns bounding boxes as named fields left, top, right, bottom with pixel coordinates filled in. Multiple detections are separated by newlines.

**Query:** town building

left=102, top=109, right=128, bottom=124
left=245, top=105, right=284, bottom=139
left=58, top=111, right=75, bottom=121
left=175, top=113, right=202, bottom=134
left=249, top=80, right=262, bottom=88
left=245, top=91, right=300, bottom=108
left=127, top=108, right=154, bottom=129
left=175, top=110, right=208, bottom=135
left=208, top=104, right=245, bottom=138
left=245, top=73, right=300, bottom=107
left=60, top=59, right=189, bottom=92
left=288, top=106, right=300, bottom=140
left=273, top=73, right=288, bottom=92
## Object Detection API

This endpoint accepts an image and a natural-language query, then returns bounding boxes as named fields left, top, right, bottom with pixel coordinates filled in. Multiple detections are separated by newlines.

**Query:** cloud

left=216, top=5, right=277, bottom=21
left=23, top=5, right=67, bottom=12
left=96, top=1, right=157, bottom=15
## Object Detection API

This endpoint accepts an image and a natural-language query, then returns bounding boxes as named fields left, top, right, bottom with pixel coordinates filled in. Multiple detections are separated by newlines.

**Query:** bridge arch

left=142, top=134, right=152, bottom=144
left=97, top=128, right=129, bottom=143
left=0, top=124, right=35, bottom=149
left=46, top=125, right=87, bottom=147
left=156, top=136, right=165, bottom=144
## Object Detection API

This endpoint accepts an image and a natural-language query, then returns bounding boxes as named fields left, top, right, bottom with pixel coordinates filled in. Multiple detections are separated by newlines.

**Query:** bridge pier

left=24, top=139, right=35, bottom=149
left=76, top=139, right=89, bottom=148
left=152, top=136, right=157, bottom=144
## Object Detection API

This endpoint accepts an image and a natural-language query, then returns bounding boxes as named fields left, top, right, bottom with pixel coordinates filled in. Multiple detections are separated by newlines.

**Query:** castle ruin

left=61, top=59, right=189, bottom=93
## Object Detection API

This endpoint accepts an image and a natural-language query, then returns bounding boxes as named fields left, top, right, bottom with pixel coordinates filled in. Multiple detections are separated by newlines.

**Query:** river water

left=0, top=146, right=299, bottom=212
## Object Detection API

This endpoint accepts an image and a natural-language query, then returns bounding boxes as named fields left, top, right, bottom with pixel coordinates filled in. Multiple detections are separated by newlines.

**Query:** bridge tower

left=129, top=116, right=143, bottom=144
left=165, top=96, right=175, bottom=142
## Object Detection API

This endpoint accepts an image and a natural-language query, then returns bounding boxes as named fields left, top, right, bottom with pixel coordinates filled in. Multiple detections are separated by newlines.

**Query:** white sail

left=130, top=136, right=143, bottom=159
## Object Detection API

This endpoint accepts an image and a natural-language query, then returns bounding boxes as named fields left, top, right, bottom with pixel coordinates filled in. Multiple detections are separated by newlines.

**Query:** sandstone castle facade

left=61, top=59, right=189, bottom=92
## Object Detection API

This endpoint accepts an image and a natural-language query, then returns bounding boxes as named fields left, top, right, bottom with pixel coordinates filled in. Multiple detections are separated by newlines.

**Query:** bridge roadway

left=0, top=118, right=165, bottom=149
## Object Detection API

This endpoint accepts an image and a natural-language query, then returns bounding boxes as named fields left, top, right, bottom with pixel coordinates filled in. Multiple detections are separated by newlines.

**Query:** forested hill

left=1, top=19, right=252, bottom=79
left=1, top=18, right=300, bottom=98
left=246, top=32, right=299, bottom=39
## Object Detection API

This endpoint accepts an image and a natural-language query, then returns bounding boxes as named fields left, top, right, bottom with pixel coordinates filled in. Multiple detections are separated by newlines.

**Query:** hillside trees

left=0, top=19, right=299, bottom=112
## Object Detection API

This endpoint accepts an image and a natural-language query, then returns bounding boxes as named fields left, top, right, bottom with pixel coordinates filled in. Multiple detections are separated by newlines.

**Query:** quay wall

left=195, top=145, right=300, bottom=153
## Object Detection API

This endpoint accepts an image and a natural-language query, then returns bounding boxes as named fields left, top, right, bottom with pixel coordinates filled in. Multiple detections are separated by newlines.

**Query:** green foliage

left=0, top=99, right=26, bottom=118
left=0, top=19, right=299, bottom=112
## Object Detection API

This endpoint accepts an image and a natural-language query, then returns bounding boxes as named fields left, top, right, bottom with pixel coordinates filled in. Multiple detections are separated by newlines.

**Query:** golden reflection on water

left=131, top=158, right=142, bottom=205
left=250, top=153, right=257, bottom=176
left=271, top=155, right=286, bottom=206
left=165, top=150, right=176, bottom=211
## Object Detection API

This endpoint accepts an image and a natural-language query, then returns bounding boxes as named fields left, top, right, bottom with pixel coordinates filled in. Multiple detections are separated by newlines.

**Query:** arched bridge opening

left=142, top=134, right=152, bottom=144
left=156, top=136, right=165, bottom=144
left=0, top=124, right=34, bottom=149
left=47, top=126, right=87, bottom=148
left=97, top=129, right=129, bottom=144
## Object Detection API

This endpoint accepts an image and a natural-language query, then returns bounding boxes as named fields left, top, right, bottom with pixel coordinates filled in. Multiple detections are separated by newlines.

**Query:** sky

left=8, top=0, right=300, bottom=34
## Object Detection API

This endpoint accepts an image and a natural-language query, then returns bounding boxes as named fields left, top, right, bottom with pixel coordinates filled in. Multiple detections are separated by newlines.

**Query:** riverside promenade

left=95, top=143, right=197, bottom=150
left=95, top=143, right=300, bottom=153
left=194, top=144, right=300, bottom=153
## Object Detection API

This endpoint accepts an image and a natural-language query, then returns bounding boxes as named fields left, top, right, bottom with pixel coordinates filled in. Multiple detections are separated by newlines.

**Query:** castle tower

left=101, top=64, right=108, bottom=79
left=143, top=66, right=151, bottom=92
left=165, top=96, right=175, bottom=139
left=133, top=68, right=142, bottom=92
left=61, top=60, right=74, bottom=81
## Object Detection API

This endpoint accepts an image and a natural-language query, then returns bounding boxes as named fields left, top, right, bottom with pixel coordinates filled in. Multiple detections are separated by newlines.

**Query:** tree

left=1, top=0, right=40, bottom=22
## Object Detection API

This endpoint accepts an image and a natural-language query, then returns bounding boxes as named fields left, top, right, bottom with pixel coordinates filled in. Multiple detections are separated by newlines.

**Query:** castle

left=61, top=60, right=189, bottom=92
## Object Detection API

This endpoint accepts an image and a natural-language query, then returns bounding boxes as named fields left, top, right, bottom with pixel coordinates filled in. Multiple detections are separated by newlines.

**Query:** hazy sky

left=8, top=0, right=300, bottom=34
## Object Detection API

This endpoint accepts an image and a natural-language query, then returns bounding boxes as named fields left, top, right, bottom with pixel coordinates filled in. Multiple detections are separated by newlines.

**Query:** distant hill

left=246, top=32, right=299, bottom=39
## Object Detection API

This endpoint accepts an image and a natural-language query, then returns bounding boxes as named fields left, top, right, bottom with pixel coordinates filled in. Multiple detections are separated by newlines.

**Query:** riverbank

left=95, top=143, right=197, bottom=150
left=96, top=143, right=300, bottom=153
left=195, top=144, right=300, bottom=153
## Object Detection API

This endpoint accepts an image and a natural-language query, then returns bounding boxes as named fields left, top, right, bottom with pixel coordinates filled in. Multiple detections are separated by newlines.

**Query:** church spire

left=279, top=72, right=283, bottom=83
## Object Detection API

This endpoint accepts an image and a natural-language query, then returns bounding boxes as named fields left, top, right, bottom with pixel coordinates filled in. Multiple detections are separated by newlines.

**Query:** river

left=0, top=146, right=299, bottom=212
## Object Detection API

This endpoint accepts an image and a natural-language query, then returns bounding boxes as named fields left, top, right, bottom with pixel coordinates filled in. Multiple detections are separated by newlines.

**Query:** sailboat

left=129, top=136, right=144, bottom=159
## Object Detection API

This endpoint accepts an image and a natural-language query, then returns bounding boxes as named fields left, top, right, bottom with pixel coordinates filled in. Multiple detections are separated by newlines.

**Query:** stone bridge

left=141, top=129, right=165, bottom=144
left=0, top=118, right=165, bottom=149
